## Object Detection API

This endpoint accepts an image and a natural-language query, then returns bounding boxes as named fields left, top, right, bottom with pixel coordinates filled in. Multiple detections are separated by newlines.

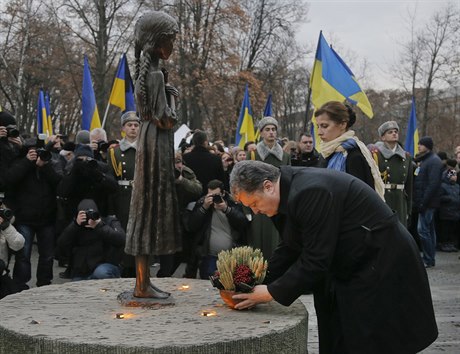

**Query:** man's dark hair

left=446, top=159, right=457, bottom=169
left=243, top=141, right=255, bottom=151
left=192, top=130, right=207, bottom=147
left=230, top=160, right=280, bottom=195
left=207, top=179, right=224, bottom=191
left=299, top=133, right=313, bottom=140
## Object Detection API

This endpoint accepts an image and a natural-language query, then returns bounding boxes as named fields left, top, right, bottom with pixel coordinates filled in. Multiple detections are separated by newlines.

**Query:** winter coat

left=373, top=142, right=413, bottom=227
left=107, top=143, right=136, bottom=230
left=319, top=147, right=374, bottom=189
left=188, top=193, right=249, bottom=257
left=414, top=151, right=443, bottom=211
left=182, top=145, right=226, bottom=195
left=266, top=166, right=438, bottom=354
left=57, top=216, right=125, bottom=278
left=57, top=158, right=118, bottom=224
left=439, top=171, right=460, bottom=221
left=0, top=223, right=24, bottom=265
left=5, top=155, right=62, bottom=226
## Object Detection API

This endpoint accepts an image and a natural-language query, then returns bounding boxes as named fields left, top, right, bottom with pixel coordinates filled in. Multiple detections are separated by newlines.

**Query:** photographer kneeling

left=57, top=199, right=125, bottom=281
left=188, top=180, right=249, bottom=279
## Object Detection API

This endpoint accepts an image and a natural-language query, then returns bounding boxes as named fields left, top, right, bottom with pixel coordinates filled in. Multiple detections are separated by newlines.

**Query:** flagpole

left=303, top=31, right=321, bottom=132
left=101, top=102, right=110, bottom=128
left=303, top=87, right=312, bottom=132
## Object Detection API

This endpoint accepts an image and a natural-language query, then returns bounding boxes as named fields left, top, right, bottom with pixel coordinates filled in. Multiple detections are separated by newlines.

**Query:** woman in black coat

left=315, top=101, right=385, bottom=199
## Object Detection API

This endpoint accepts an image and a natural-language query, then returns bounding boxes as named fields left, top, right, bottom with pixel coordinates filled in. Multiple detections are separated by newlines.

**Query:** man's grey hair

left=230, top=160, right=280, bottom=196
left=90, top=127, right=107, bottom=142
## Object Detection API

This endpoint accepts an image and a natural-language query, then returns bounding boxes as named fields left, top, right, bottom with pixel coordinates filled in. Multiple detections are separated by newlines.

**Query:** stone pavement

left=22, top=248, right=460, bottom=353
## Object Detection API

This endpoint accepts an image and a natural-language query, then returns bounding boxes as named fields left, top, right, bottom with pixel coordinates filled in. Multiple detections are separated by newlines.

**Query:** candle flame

left=201, top=310, right=217, bottom=317
left=178, top=284, right=190, bottom=290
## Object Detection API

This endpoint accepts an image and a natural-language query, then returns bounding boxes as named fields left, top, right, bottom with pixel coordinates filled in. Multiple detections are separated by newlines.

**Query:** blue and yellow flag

left=108, top=53, right=136, bottom=113
left=310, top=32, right=373, bottom=118
left=82, top=56, right=101, bottom=130
left=404, top=97, right=419, bottom=156
left=37, top=89, right=51, bottom=136
left=44, top=91, right=53, bottom=135
left=263, top=93, right=272, bottom=117
left=235, top=84, right=255, bottom=149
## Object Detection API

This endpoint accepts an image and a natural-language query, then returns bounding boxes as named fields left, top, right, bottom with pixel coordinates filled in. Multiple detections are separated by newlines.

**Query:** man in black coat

left=413, top=136, right=443, bottom=267
left=230, top=161, right=438, bottom=354
left=182, top=130, right=225, bottom=195
left=57, top=199, right=125, bottom=280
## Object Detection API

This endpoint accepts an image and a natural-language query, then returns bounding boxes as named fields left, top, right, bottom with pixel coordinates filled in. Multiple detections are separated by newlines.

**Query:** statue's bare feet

left=150, top=283, right=171, bottom=297
left=133, top=285, right=170, bottom=299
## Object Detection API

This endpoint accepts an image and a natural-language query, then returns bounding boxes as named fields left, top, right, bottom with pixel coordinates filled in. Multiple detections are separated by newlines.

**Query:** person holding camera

left=0, top=111, right=23, bottom=195
left=187, top=179, right=249, bottom=279
left=5, top=136, right=63, bottom=287
left=57, top=144, right=118, bottom=225
left=57, top=199, right=126, bottom=280
left=0, top=203, right=28, bottom=299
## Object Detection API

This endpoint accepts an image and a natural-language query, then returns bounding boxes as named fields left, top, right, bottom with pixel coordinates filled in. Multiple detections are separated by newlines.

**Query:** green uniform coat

left=373, top=142, right=413, bottom=227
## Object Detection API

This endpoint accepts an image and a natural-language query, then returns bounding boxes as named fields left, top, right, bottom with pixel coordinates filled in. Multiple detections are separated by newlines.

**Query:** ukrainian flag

left=44, top=91, right=53, bottom=135
left=82, top=56, right=101, bottom=130
left=310, top=32, right=373, bottom=118
left=235, top=84, right=255, bottom=149
left=108, top=53, right=136, bottom=113
left=404, top=97, right=419, bottom=156
left=37, top=89, right=51, bottom=136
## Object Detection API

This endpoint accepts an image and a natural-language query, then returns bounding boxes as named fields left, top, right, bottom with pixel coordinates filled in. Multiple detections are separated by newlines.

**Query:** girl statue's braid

left=138, top=53, right=151, bottom=119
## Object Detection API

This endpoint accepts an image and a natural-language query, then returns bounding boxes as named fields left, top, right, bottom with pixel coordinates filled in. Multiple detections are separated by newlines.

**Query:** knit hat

left=378, top=121, right=399, bottom=136
left=0, top=110, right=16, bottom=127
left=77, top=199, right=99, bottom=212
left=418, top=136, right=434, bottom=150
left=74, top=144, right=94, bottom=158
left=258, top=116, right=279, bottom=131
left=121, top=111, right=140, bottom=126
left=75, top=130, right=90, bottom=145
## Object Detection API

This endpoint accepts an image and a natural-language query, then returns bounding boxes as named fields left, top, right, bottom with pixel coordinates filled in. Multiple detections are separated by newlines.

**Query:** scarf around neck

left=321, top=130, right=385, bottom=200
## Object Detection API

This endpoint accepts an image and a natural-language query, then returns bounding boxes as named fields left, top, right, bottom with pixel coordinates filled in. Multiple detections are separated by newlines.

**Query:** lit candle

left=115, top=313, right=125, bottom=319
left=201, top=310, right=217, bottom=317
left=178, top=284, right=190, bottom=290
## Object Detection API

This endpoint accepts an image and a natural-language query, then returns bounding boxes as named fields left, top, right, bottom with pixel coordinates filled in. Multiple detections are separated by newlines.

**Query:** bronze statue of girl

left=126, top=11, right=181, bottom=298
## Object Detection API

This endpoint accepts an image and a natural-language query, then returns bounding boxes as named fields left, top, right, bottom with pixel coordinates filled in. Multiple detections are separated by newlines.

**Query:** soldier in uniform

left=372, top=121, right=413, bottom=227
left=246, top=116, right=290, bottom=260
left=108, top=111, right=140, bottom=277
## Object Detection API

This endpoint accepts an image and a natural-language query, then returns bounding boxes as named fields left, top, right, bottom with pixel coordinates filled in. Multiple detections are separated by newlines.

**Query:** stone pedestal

left=0, top=278, right=308, bottom=353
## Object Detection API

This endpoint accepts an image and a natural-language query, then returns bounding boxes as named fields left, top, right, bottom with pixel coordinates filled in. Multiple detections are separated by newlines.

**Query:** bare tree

left=50, top=0, right=144, bottom=116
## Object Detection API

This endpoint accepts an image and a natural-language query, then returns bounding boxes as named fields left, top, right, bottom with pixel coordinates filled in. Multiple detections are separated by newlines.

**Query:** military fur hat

left=378, top=121, right=399, bottom=137
left=258, top=116, right=279, bottom=131
left=121, top=111, right=140, bottom=126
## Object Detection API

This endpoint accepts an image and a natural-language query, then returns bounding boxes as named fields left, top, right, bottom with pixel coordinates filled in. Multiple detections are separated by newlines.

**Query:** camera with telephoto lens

left=6, top=126, right=20, bottom=138
left=83, top=209, right=100, bottom=225
left=96, top=140, right=110, bottom=153
left=36, top=148, right=52, bottom=162
left=212, top=194, right=224, bottom=204
left=0, top=207, right=13, bottom=221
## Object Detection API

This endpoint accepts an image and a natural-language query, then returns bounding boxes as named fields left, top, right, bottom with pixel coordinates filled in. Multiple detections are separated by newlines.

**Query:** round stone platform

left=0, top=278, right=308, bottom=353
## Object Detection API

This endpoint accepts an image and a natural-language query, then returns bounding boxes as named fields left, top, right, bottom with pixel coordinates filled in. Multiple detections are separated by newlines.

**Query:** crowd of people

left=0, top=100, right=459, bottom=299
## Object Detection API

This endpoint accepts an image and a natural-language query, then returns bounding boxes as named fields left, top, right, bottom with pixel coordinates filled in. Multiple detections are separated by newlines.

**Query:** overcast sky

left=297, top=0, right=457, bottom=90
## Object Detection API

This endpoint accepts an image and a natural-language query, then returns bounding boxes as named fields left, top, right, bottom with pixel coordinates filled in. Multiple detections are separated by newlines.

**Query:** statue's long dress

left=125, top=67, right=181, bottom=256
